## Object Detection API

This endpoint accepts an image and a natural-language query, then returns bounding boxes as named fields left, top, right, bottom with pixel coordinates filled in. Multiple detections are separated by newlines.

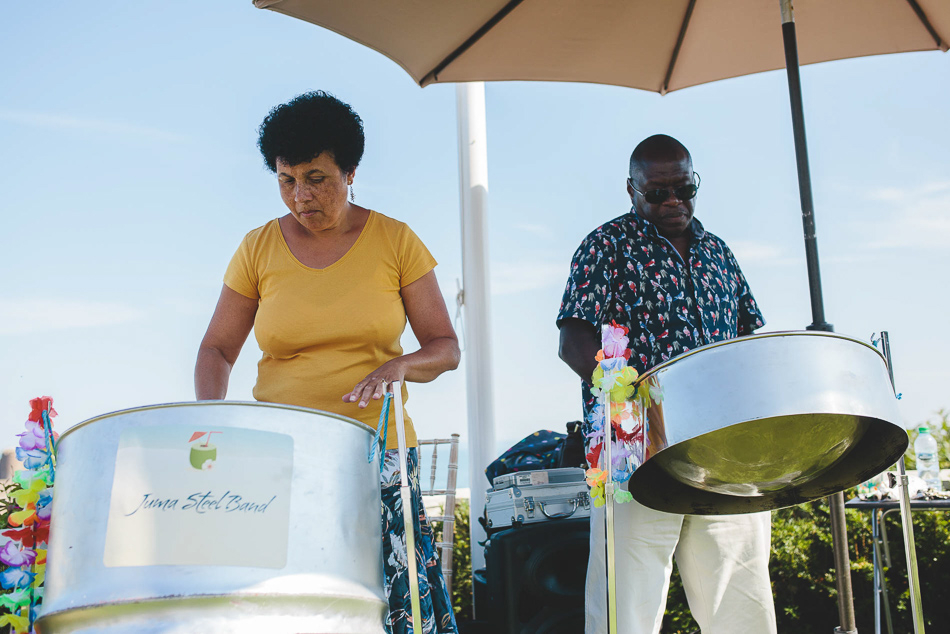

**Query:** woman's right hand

left=342, top=357, right=408, bottom=408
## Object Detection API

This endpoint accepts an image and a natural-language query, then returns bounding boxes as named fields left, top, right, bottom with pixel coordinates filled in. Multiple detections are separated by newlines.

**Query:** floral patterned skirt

left=380, top=448, right=458, bottom=634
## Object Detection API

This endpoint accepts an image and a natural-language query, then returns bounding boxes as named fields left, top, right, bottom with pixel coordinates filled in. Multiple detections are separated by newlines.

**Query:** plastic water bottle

left=914, top=426, right=941, bottom=491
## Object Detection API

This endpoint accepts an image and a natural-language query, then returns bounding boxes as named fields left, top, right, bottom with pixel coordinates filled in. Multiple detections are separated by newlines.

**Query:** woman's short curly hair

left=257, top=91, right=365, bottom=174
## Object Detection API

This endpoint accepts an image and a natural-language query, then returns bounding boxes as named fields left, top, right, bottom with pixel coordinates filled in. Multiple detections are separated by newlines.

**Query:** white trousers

left=585, top=498, right=777, bottom=634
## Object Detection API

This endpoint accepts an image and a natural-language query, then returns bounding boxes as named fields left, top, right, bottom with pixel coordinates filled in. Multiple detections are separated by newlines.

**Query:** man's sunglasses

left=628, top=172, right=701, bottom=204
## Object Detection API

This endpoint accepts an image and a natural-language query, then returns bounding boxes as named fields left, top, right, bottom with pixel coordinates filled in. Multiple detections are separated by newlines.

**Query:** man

left=556, top=135, right=777, bottom=634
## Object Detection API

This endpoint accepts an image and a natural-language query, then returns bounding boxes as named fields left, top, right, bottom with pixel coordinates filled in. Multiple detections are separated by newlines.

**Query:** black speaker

left=473, top=568, right=489, bottom=618
left=484, top=518, right=589, bottom=634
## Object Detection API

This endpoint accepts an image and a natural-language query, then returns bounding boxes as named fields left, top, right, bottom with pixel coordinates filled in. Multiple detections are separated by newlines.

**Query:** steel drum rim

left=36, top=591, right=388, bottom=634
left=632, top=329, right=886, bottom=387
left=38, top=589, right=389, bottom=618
left=57, top=400, right=370, bottom=443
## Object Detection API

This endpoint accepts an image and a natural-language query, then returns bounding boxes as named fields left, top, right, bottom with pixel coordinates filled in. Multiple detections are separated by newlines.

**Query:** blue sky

left=2, top=2, right=948, bottom=486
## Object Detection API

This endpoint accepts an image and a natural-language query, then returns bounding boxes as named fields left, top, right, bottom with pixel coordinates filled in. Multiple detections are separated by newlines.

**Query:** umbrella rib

left=903, top=0, right=947, bottom=50
left=661, top=0, right=698, bottom=95
left=420, top=0, right=527, bottom=86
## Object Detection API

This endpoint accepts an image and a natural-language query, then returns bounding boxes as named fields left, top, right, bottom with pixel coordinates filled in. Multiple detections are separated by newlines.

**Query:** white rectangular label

left=529, top=471, right=550, bottom=486
left=103, top=425, right=293, bottom=569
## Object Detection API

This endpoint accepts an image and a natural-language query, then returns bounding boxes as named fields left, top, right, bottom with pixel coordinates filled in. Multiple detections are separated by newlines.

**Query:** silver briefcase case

left=484, top=468, right=590, bottom=531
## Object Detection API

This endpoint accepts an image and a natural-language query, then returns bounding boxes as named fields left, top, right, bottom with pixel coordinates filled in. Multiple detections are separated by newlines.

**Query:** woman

left=195, top=91, right=460, bottom=634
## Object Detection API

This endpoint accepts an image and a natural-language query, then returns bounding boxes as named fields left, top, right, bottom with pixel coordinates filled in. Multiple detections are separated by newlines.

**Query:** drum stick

left=391, top=380, right=423, bottom=634
left=604, top=378, right=619, bottom=634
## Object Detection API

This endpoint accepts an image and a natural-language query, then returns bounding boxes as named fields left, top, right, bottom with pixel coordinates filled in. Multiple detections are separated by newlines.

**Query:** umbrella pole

left=779, top=0, right=831, bottom=334
left=779, top=2, right=854, bottom=633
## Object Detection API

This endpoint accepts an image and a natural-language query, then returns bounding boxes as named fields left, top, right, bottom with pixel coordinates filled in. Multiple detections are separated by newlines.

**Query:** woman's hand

left=343, top=358, right=408, bottom=408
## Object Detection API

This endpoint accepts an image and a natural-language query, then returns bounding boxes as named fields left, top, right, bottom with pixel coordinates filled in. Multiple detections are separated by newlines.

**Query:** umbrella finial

left=780, top=0, right=794, bottom=25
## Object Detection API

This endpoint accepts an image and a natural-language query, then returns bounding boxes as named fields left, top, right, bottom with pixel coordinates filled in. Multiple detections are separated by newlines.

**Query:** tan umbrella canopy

left=253, top=0, right=948, bottom=631
left=255, top=0, right=947, bottom=93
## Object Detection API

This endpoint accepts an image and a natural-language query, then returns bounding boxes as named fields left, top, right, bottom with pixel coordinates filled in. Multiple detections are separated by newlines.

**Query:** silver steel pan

left=626, top=331, right=908, bottom=515
left=39, top=401, right=386, bottom=634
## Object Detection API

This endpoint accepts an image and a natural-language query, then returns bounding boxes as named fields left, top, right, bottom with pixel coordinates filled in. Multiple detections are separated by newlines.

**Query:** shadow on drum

left=626, top=331, right=910, bottom=515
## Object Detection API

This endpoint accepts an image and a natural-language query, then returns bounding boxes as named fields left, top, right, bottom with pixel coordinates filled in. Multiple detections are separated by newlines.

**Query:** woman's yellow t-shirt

left=223, top=210, right=436, bottom=448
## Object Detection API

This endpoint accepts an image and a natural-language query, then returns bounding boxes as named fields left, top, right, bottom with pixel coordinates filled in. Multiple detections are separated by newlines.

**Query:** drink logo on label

left=188, top=431, right=223, bottom=470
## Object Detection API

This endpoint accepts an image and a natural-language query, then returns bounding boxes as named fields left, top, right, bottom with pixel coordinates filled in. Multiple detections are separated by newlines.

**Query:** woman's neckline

left=276, top=209, right=375, bottom=272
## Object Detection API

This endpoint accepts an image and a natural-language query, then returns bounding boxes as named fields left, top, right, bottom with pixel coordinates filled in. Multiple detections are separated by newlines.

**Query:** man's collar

left=628, top=208, right=706, bottom=243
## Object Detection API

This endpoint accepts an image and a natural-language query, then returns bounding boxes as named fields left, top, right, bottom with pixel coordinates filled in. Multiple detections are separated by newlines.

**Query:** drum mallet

left=598, top=320, right=620, bottom=633
left=603, top=380, right=619, bottom=634
left=391, top=380, right=424, bottom=634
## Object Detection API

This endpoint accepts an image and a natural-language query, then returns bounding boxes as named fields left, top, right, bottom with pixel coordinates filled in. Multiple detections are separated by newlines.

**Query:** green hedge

left=435, top=498, right=473, bottom=620
left=439, top=411, right=950, bottom=631
left=662, top=497, right=950, bottom=633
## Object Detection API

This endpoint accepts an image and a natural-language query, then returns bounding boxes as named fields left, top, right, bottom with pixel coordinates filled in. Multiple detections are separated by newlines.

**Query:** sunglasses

left=628, top=172, right=701, bottom=204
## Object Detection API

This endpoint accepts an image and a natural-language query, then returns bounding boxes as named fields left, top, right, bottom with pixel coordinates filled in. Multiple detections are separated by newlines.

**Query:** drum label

left=103, top=425, right=293, bottom=568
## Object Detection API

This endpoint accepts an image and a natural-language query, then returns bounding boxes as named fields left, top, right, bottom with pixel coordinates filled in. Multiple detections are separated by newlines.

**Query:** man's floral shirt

left=557, top=210, right=765, bottom=421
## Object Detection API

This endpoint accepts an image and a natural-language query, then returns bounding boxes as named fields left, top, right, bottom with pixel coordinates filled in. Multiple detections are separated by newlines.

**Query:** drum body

left=627, top=332, right=908, bottom=515
left=38, top=401, right=386, bottom=634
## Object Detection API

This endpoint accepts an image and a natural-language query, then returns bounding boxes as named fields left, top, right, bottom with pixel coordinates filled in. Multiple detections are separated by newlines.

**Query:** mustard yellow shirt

left=223, top=211, right=436, bottom=448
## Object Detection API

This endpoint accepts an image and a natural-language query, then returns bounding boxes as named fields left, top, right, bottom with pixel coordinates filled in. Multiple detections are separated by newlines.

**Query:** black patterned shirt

left=556, top=209, right=765, bottom=419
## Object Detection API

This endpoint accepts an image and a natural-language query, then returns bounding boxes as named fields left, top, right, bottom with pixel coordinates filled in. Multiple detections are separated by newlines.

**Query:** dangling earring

left=349, top=185, right=355, bottom=202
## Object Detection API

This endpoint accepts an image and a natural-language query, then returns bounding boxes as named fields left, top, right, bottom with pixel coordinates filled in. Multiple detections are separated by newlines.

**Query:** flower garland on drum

left=0, top=397, right=58, bottom=634
left=585, top=322, right=652, bottom=507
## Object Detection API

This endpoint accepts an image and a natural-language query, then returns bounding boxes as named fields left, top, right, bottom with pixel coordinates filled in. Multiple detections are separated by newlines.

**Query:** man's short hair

left=629, top=135, right=692, bottom=182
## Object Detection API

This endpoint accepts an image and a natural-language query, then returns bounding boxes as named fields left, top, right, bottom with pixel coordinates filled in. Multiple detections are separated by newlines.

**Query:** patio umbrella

left=253, top=0, right=946, bottom=93
left=252, top=0, right=948, bottom=629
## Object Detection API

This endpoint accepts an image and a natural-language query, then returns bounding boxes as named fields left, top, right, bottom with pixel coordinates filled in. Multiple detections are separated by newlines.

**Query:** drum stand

left=391, top=381, right=424, bottom=634
left=879, top=332, right=926, bottom=634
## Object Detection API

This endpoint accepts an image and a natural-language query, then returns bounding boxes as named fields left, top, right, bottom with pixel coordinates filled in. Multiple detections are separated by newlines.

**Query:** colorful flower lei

left=585, top=322, right=650, bottom=507
left=0, top=397, right=57, bottom=633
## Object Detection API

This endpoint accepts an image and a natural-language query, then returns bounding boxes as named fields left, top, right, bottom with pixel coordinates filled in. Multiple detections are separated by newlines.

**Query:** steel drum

left=626, top=331, right=909, bottom=515
left=38, top=401, right=386, bottom=634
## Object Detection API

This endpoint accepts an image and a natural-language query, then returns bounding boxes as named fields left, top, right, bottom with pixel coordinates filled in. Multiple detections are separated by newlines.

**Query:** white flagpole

left=456, top=81, right=496, bottom=575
